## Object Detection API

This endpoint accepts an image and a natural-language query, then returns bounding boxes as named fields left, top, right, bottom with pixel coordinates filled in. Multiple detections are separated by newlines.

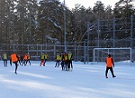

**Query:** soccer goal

left=93, top=48, right=132, bottom=63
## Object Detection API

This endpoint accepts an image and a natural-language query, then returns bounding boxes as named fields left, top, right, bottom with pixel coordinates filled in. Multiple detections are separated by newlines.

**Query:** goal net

left=93, top=48, right=132, bottom=63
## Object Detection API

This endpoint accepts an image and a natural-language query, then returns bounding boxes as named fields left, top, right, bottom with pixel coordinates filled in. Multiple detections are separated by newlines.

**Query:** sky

left=59, top=0, right=122, bottom=9
left=0, top=61, right=135, bottom=98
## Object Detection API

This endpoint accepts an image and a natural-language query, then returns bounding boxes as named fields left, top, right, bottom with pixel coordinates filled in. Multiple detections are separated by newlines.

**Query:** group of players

left=1, top=52, right=116, bottom=78
left=1, top=51, right=73, bottom=74
left=2, top=52, right=31, bottom=74
left=55, top=51, right=73, bottom=71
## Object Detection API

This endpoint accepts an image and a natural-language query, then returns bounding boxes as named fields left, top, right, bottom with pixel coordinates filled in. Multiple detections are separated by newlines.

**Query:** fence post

left=130, top=15, right=133, bottom=49
left=113, top=18, right=116, bottom=47
left=84, top=40, right=87, bottom=64
left=28, top=44, right=29, bottom=53
left=74, top=41, right=77, bottom=61
left=37, top=44, right=38, bottom=58
left=54, top=44, right=56, bottom=60
left=93, top=48, right=95, bottom=62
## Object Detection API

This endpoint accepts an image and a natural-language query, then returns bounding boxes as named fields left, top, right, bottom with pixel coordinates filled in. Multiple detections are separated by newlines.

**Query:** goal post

left=93, top=48, right=132, bottom=63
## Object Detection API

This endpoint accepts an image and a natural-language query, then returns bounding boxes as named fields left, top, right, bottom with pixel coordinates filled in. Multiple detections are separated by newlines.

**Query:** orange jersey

left=24, top=54, right=28, bottom=60
left=106, top=57, right=113, bottom=67
left=11, top=53, right=18, bottom=62
left=64, top=54, right=68, bottom=61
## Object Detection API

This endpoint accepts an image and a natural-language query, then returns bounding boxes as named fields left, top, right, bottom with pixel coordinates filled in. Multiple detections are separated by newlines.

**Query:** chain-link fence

left=0, top=44, right=86, bottom=61
left=0, top=44, right=135, bottom=63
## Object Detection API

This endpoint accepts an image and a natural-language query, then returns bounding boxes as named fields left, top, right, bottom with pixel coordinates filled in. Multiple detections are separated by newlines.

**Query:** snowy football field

left=0, top=61, right=135, bottom=98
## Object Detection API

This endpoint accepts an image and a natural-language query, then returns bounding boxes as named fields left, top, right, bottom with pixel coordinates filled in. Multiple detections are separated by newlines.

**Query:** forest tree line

left=0, top=0, right=134, bottom=45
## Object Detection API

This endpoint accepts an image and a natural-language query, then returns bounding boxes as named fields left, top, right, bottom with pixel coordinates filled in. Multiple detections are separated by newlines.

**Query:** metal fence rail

left=0, top=44, right=85, bottom=61
left=0, top=44, right=135, bottom=63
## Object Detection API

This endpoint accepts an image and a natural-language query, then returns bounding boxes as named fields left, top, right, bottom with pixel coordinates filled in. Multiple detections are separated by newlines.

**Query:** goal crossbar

left=93, top=47, right=132, bottom=62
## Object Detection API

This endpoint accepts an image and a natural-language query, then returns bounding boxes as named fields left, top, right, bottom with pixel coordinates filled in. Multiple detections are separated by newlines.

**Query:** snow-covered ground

left=0, top=61, right=135, bottom=98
